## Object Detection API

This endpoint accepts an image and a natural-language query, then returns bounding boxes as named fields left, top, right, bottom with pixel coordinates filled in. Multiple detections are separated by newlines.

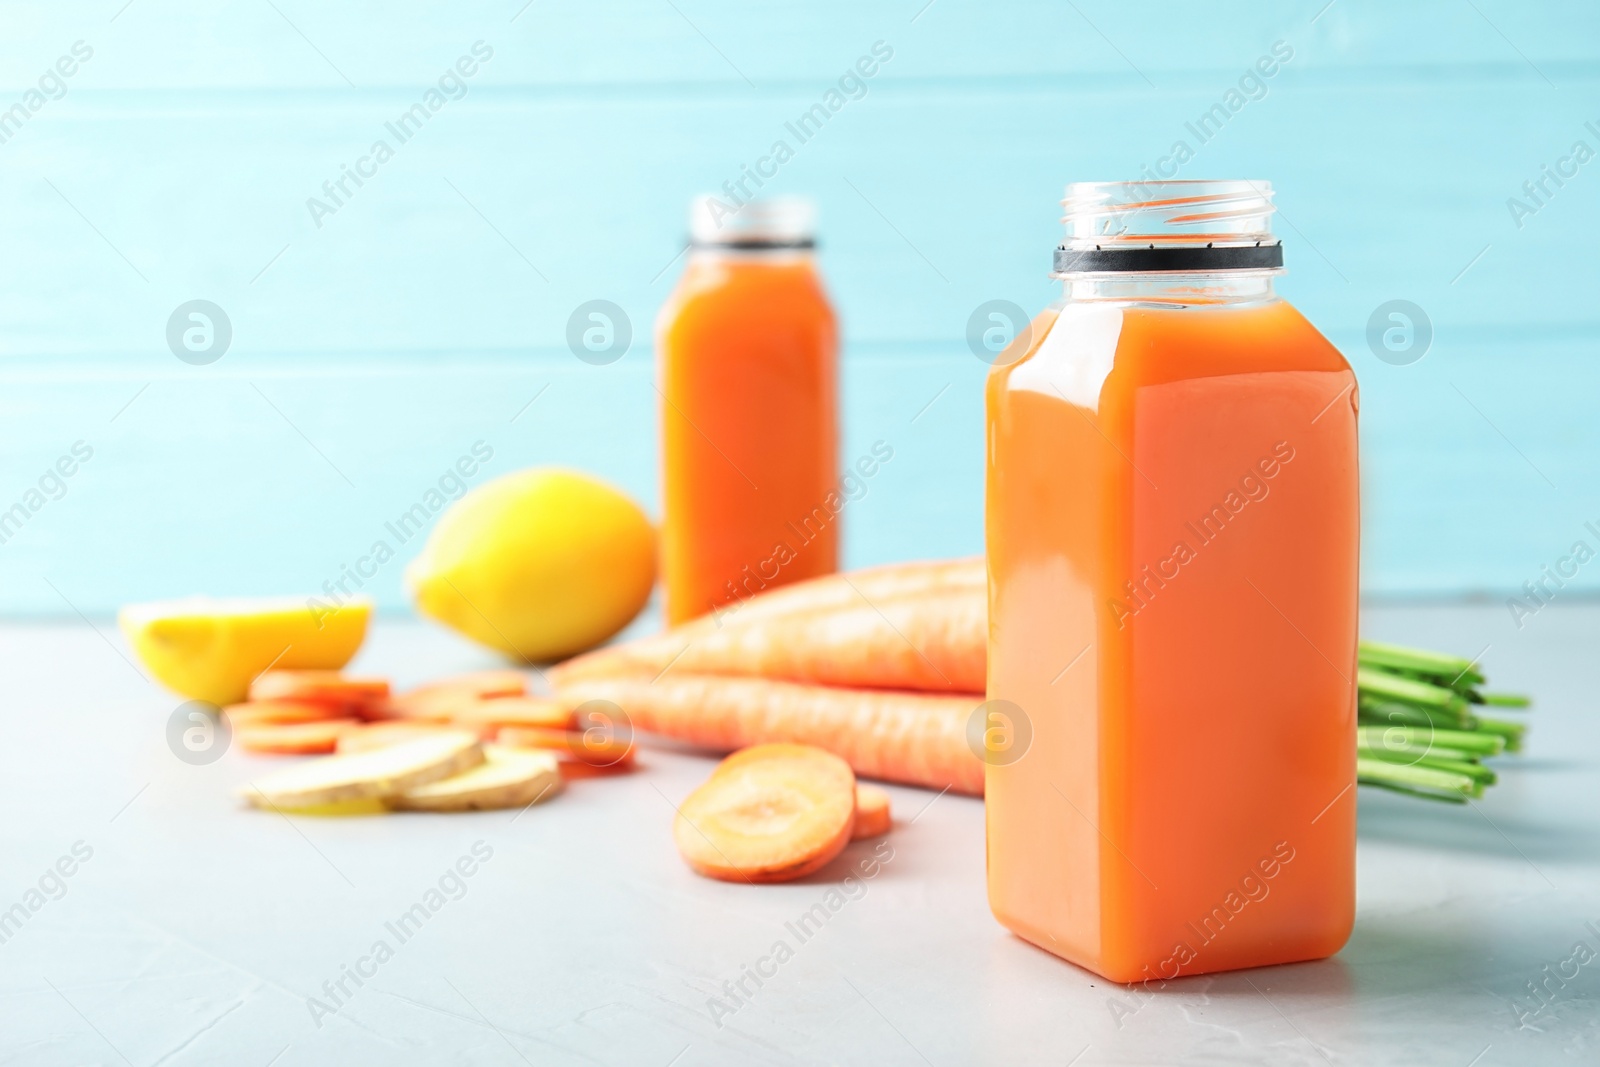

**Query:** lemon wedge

left=119, top=595, right=371, bottom=705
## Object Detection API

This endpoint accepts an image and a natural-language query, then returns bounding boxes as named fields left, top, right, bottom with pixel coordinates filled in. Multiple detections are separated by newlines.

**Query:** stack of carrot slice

left=227, top=668, right=634, bottom=814
left=225, top=672, right=390, bottom=754
left=223, top=668, right=634, bottom=771
left=550, top=558, right=989, bottom=795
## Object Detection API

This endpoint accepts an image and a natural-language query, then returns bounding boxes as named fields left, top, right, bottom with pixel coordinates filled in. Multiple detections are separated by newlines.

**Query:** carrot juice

left=657, top=197, right=838, bottom=625
left=984, top=181, right=1359, bottom=982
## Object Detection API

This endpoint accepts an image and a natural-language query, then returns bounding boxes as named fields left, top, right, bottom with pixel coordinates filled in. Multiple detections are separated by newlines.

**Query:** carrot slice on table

left=336, top=721, right=460, bottom=754
left=449, top=696, right=574, bottom=732
left=389, top=689, right=472, bottom=722
left=552, top=761, right=629, bottom=781
left=427, top=669, right=528, bottom=698
left=497, top=726, right=634, bottom=768
left=385, top=686, right=474, bottom=722
left=674, top=743, right=857, bottom=883
left=241, top=731, right=483, bottom=808
left=236, top=718, right=361, bottom=755
left=556, top=673, right=985, bottom=795
left=249, top=671, right=390, bottom=706
left=385, top=669, right=527, bottom=722
left=851, top=784, right=892, bottom=839
left=223, top=699, right=352, bottom=726
left=391, top=746, right=562, bottom=812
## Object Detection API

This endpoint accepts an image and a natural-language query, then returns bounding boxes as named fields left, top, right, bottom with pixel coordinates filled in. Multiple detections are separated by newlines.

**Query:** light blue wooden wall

left=2, top=1, right=1598, bottom=615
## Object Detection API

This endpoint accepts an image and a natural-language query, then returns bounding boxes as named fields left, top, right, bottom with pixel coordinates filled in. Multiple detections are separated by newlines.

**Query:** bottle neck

left=1055, top=181, right=1282, bottom=306
left=688, top=245, right=816, bottom=267
left=1060, top=269, right=1278, bottom=306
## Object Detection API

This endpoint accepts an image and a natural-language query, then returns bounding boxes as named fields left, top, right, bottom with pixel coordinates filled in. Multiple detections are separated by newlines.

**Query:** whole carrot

left=551, top=587, right=985, bottom=693
left=551, top=557, right=983, bottom=686
left=689, top=555, right=983, bottom=632
left=556, top=673, right=985, bottom=795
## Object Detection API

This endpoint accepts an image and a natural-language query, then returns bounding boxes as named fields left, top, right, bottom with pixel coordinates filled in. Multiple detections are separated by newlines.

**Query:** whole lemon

left=405, top=468, right=656, bottom=662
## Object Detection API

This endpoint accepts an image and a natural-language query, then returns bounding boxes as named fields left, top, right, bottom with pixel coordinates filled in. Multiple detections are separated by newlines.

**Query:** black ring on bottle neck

left=690, top=238, right=816, bottom=250
left=1053, top=241, right=1282, bottom=274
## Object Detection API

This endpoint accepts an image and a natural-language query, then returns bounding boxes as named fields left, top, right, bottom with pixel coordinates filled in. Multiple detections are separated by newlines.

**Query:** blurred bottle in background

left=656, top=196, right=839, bottom=626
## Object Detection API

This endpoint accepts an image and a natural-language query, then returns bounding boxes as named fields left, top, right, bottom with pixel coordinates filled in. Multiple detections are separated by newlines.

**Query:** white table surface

left=1, top=601, right=1594, bottom=1066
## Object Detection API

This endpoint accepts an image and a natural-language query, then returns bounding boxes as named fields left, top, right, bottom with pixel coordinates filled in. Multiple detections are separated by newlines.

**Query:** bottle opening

left=1054, top=179, right=1281, bottom=276
left=691, top=195, right=816, bottom=249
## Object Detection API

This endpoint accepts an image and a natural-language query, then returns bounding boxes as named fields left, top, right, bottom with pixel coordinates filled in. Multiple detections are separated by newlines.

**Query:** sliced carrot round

left=236, top=718, right=360, bottom=755
left=336, top=721, right=460, bottom=754
left=851, top=783, right=892, bottom=839
left=385, top=688, right=466, bottom=722
left=450, top=696, right=574, bottom=732
left=431, top=669, right=527, bottom=699
left=673, top=744, right=856, bottom=884
left=496, top=726, right=634, bottom=768
left=249, top=671, right=390, bottom=706
left=387, top=671, right=529, bottom=722
left=223, top=699, right=351, bottom=727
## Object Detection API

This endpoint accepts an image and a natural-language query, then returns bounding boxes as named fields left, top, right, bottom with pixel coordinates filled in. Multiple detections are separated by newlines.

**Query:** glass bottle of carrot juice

left=657, top=197, right=839, bottom=626
left=984, top=180, right=1359, bottom=982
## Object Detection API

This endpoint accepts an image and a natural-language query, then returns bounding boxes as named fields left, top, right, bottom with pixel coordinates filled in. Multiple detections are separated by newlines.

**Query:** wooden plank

left=4, top=2, right=1597, bottom=89
left=1, top=331, right=1596, bottom=613
left=1, top=74, right=1597, bottom=358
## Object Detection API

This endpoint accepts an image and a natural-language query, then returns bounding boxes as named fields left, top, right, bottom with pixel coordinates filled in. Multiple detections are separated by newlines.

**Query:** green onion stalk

left=1355, top=640, right=1530, bottom=804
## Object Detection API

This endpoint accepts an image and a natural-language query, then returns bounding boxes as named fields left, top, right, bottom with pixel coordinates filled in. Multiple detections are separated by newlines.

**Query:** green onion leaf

left=1358, top=639, right=1484, bottom=686
left=1357, top=668, right=1468, bottom=714
left=1358, top=699, right=1474, bottom=731
left=1356, top=725, right=1504, bottom=757
left=1357, top=758, right=1476, bottom=802
left=1471, top=715, right=1527, bottom=753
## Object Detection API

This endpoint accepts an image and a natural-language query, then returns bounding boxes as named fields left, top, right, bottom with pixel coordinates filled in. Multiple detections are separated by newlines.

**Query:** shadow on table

left=1355, top=788, right=1598, bottom=867
left=786, top=836, right=904, bottom=887
left=1123, top=917, right=1500, bottom=1010
left=1183, top=917, right=1504, bottom=1005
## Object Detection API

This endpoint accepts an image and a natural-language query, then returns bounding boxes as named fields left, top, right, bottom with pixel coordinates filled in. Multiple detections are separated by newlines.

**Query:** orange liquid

left=658, top=253, right=838, bottom=625
left=984, top=297, right=1359, bottom=983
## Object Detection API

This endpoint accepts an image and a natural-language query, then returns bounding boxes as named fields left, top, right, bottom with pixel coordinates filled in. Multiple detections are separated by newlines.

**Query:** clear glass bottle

left=656, top=197, right=839, bottom=626
left=985, top=180, right=1359, bottom=982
